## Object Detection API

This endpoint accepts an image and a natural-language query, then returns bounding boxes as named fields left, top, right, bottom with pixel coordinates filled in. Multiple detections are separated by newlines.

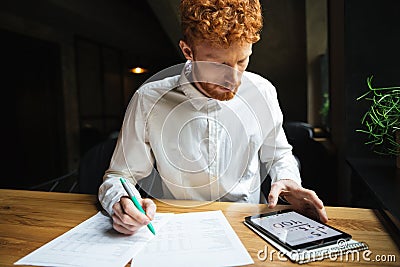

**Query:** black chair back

left=78, top=137, right=163, bottom=198
left=78, top=138, right=117, bottom=194
left=283, top=121, right=337, bottom=204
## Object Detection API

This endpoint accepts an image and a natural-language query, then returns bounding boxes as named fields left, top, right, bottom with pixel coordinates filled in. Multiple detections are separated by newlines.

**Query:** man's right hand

left=112, top=196, right=157, bottom=235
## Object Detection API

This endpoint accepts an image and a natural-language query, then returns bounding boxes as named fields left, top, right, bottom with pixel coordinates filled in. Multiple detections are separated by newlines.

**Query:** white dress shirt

left=98, top=62, right=301, bottom=216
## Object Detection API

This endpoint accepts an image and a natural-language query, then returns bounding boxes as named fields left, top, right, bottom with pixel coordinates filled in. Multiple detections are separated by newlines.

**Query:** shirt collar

left=177, top=61, right=222, bottom=111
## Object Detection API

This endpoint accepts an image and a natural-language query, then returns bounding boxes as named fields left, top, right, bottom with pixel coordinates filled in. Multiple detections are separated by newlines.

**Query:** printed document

left=132, top=210, right=254, bottom=267
left=15, top=210, right=253, bottom=267
left=14, top=211, right=172, bottom=267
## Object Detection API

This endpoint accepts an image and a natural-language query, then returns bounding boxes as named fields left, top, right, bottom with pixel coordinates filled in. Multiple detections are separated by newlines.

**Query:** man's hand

left=112, top=197, right=157, bottom=235
left=268, top=179, right=328, bottom=223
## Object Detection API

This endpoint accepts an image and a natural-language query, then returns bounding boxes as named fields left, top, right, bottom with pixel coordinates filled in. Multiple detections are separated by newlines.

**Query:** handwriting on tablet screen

left=252, top=211, right=342, bottom=246
left=271, top=219, right=328, bottom=236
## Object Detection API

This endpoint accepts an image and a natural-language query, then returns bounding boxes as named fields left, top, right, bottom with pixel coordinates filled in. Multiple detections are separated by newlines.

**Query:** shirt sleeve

left=98, top=90, right=155, bottom=216
left=259, top=82, right=302, bottom=186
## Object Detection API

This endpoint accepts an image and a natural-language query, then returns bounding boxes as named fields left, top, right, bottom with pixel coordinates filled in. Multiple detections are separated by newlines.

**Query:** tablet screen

left=250, top=210, right=346, bottom=248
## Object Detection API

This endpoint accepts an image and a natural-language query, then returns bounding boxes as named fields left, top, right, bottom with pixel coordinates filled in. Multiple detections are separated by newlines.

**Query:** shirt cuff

left=98, top=175, right=141, bottom=216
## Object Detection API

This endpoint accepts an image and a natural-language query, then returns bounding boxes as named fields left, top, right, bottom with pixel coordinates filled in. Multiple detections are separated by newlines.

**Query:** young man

left=99, top=0, right=328, bottom=235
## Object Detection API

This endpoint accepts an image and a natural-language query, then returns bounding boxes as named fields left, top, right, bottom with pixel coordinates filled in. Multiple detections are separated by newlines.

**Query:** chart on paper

left=132, top=210, right=253, bottom=267
left=14, top=211, right=173, bottom=267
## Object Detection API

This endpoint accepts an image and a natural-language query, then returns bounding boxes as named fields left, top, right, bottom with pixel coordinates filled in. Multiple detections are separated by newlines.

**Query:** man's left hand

left=267, top=179, right=328, bottom=223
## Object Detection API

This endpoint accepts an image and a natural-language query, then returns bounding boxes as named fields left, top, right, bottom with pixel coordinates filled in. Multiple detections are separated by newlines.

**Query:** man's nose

left=224, top=67, right=241, bottom=87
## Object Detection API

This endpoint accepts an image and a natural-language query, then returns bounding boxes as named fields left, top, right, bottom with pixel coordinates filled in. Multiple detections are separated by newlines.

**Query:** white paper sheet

left=132, top=210, right=254, bottom=267
left=14, top=211, right=172, bottom=267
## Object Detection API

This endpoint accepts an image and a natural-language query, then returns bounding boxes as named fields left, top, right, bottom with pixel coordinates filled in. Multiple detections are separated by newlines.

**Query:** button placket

left=207, top=100, right=220, bottom=201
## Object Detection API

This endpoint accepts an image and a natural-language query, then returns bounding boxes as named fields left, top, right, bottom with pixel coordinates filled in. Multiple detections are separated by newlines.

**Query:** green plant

left=356, top=76, right=400, bottom=156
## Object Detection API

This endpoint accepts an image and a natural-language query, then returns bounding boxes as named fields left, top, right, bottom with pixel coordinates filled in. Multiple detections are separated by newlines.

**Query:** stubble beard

left=196, top=82, right=238, bottom=101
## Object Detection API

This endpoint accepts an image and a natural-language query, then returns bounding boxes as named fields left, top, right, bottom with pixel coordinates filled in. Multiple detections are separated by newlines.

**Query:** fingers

left=269, top=180, right=323, bottom=208
left=301, top=197, right=329, bottom=223
left=296, top=188, right=325, bottom=210
left=267, top=179, right=299, bottom=208
left=112, top=197, right=156, bottom=235
left=120, top=197, right=150, bottom=225
left=141, top=198, right=157, bottom=220
left=267, top=179, right=329, bottom=222
left=317, top=206, right=329, bottom=223
left=112, top=213, right=139, bottom=235
left=268, top=179, right=301, bottom=208
left=112, top=202, right=142, bottom=235
left=294, top=189, right=327, bottom=222
left=267, top=182, right=285, bottom=208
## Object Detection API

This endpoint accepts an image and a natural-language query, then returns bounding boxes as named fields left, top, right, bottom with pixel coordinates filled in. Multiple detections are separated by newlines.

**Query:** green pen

left=120, top=177, right=156, bottom=235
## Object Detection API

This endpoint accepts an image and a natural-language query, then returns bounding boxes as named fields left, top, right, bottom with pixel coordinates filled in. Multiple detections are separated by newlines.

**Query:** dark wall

left=1, top=0, right=181, bottom=189
left=1, top=0, right=181, bottom=68
left=329, top=0, right=400, bottom=205
left=249, top=0, right=307, bottom=122
left=344, top=0, right=400, bottom=158
left=2, top=30, right=66, bottom=188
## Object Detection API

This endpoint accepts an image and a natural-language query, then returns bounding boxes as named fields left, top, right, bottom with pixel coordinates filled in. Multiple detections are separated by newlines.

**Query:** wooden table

left=0, top=189, right=399, bottom=266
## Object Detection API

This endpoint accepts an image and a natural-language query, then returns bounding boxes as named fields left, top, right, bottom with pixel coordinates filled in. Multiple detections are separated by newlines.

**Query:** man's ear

left=179, top=40, right=194, bottom=61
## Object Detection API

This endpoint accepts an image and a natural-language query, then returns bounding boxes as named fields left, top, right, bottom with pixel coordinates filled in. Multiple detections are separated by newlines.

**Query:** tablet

left=244, top=209, right=352, bottom=251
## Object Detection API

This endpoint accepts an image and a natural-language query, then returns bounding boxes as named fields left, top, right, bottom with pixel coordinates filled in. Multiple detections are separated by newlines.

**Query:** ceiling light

left=129, top=67, right=148, bottom=74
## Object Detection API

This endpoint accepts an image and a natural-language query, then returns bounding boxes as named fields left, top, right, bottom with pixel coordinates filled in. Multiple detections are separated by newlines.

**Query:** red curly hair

left=179, top=0, right=263, bottom=48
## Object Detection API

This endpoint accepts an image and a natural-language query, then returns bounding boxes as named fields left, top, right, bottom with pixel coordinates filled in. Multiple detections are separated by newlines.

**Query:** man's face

left=179, top=40, right=252, bottom=101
